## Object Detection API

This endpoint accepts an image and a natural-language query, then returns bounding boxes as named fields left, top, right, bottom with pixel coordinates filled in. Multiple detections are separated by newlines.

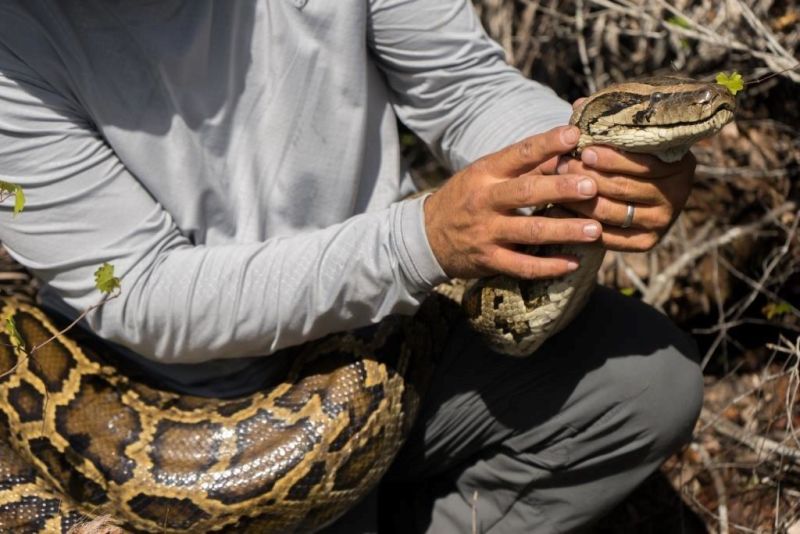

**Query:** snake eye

left=697, top=89, right=713, bottom=104
left=650, top=92, right=665, bottom=102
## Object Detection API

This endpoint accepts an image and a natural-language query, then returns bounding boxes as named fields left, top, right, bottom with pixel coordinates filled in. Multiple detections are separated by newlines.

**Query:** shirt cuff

left=394, top=194, right=449, bottom=293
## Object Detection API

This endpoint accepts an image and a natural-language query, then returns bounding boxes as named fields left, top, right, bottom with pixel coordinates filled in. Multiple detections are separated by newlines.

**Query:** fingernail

left=582, top=149, right=598, bottom=166
left=578, top=178, right=595, bottom=196
left=567, top=260, right=580, bottom=271
left=583, top=224, right=600, bottom=238
left=561, top=127, right=579, bottom=145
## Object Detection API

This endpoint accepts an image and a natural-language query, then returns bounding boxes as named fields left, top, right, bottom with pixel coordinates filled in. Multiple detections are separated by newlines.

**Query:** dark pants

left=325, top=287, right=703, bottom=533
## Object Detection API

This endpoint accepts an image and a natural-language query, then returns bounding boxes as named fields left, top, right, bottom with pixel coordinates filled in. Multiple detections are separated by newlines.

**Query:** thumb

left=484, top=125, right=580, bottom=178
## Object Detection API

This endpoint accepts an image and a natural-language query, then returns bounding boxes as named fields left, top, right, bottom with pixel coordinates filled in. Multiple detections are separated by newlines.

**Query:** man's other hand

left=424, top=126, right=602, bottom=280
left=556, top=99, right=696, bottom=252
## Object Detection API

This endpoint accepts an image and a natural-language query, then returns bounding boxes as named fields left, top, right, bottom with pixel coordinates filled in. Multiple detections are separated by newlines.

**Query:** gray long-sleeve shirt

left=0, top=0, right=571, bottom=393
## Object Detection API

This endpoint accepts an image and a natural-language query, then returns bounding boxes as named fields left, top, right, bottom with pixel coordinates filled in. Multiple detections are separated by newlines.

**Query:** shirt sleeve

left=367, top=0, right=573, bottom=170
left=0, top=48, right=447, bottom=364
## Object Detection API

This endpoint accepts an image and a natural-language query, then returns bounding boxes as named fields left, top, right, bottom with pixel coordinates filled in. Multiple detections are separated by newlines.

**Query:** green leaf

left=762, top=300, right=792, bottom=320
left=94, top=263, right=121, bottom=295
left=13, top=185, right=25, bottom=217
left=5, top=317, right=26, bottom=352
left=0, top=180, right=25, bottom=217
left=620, top=287, right=636, bottom=297
left=715, top=71, right=745, bottom=95
left=666, top=15, right=691, bottom=29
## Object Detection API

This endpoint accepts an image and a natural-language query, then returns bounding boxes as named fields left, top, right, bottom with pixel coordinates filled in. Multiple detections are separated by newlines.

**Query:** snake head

left=570, top=76, right=737, bottom=160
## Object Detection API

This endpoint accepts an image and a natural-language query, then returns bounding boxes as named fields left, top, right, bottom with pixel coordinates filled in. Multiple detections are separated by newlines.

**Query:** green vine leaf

left=5, top=317, right=26, bottom=352
left=715, top=71, right=744, bottom=95
left=0, top=180, right=25, bottom=217
left=94, top=263, right=121, bottom=295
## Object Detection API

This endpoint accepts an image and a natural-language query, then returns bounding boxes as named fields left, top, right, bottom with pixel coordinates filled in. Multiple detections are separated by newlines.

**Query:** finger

left=535, top=154, right=563, bottom=176
left=492, top=215, right=602, bottom=246
left=600, top=227, right=662, bottom=252
left=556, top=159, right=671, bottom=205
left=564, top=197, right=674, bottom=231
left=485, top=125, right=580, bottom=178
left=488, top=173, right=596, bottom=211
left=579, top=146, right=696, bottom=178
left=489, top=247, right=580, bottom=280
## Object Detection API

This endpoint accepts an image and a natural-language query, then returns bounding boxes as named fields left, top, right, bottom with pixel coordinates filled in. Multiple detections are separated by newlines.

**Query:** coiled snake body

left=0, top=77, right=734, bottom=533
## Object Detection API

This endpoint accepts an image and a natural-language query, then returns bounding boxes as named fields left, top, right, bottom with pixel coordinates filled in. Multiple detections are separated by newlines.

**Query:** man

left=0, top=1, right=702, bottom=532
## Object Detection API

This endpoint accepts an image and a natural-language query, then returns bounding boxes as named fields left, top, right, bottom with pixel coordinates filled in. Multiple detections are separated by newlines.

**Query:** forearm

left=82, top=196, right=445, bottom=363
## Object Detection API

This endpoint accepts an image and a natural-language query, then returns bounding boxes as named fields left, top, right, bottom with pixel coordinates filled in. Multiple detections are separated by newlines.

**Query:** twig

left=692, top=318, right=800, bottom=335
left=0, top=291, right=120, bottom=380
left=643, top=202, right=796, bottom=306
left=574, top=0, right=596, bottom=94
left=691, top=442, right=730, bottom=534
left=700, top=408, right=800, bottom=463
left=587, top=0, right=800, bottom=82
left=613, top=253, right=649, bottom=294
left=718, top=255, right=800, bottom=320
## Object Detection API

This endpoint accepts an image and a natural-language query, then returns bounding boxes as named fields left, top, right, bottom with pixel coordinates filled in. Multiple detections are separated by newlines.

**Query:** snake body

left=0, top=77, right=734, bottom=532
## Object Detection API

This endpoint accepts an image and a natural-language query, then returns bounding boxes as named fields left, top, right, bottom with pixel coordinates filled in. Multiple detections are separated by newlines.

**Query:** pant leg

left=379, top=286, right=703, bottom=533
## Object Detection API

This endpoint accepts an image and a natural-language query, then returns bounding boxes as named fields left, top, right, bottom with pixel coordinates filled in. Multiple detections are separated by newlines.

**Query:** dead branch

left=700, top=408, right=800, bottom=464
left=691, top=442, right=730, bottom=534
left=643, top=202, right=797, bottom=307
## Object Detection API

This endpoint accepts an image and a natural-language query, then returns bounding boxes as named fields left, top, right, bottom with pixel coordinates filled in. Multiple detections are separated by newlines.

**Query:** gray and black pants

left=327, top=286, right=703, bottom=533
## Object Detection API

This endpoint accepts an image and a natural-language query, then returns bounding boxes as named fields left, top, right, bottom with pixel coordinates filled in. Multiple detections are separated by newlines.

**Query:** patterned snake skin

left=0, top=77, right=734, bottom=532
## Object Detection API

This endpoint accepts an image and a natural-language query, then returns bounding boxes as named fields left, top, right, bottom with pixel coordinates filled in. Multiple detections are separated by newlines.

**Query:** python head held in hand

left=570, top=76, right=736, bottom=163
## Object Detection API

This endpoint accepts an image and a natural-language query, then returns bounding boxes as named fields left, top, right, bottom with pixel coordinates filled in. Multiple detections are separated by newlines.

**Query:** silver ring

left=622, top=203, right=635, bottom=229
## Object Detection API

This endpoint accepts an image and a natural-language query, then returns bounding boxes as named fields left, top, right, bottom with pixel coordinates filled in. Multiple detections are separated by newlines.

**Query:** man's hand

left=424, top=126, right=602, bottom=280
left=557, top=100, right=697, bottom=252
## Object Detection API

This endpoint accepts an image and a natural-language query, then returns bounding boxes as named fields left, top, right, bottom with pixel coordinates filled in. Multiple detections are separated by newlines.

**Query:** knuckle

left=479, top=246, right=502, bottom=271
left=655, top=210, right=674, bottom=229
left=519, top=177, right=536, bottom=203
left=555, top=175, right=576, bottom=197
left=643, top=207, right=672, bottom=230
left=517, top=138, right=539, bottom=161
left=464, top=190, right=483, bottom=216
left=527, top=218, right=545, bottom=243
left=471, top=156, right=493, bottom=177
left=636, top=232, right=660, bottom=250
left=522, top=260, right=543, bottom=279
left=615, top=178, right=634, bottom=199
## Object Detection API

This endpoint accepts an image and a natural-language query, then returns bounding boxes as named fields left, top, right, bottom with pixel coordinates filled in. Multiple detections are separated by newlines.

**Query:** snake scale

left=0, top=77, right=735, bottom=533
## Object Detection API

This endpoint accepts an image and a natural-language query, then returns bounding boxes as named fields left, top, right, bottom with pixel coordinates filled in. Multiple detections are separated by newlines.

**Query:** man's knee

left=634, top=338, right=703, bottom=457
left=602, top=297, right=704, bottom=458
left=560, top=287, right=704, bottom=459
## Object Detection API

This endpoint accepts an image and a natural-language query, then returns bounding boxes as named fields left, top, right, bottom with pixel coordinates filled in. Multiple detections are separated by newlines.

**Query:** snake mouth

left=626, top=103, right=734, bottom=130
left=641, top=103, right=735, bottom=129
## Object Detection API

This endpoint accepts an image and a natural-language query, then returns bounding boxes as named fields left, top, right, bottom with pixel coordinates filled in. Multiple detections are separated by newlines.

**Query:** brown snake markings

left=0, top=299, right=451, bottom=532
left=0, top=77, right=735, bottom=532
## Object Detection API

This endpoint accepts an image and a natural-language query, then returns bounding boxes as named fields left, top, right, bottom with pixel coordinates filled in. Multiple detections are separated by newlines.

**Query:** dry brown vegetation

left=468, top=1, right=799, bottom=532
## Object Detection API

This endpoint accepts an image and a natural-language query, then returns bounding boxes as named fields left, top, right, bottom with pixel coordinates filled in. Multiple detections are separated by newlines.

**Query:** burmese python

left=0, top=76, right=735, bottom=533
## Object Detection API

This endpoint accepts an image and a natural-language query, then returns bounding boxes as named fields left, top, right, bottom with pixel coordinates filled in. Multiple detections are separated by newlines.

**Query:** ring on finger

left=621, top=202, right=635, bottom=229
